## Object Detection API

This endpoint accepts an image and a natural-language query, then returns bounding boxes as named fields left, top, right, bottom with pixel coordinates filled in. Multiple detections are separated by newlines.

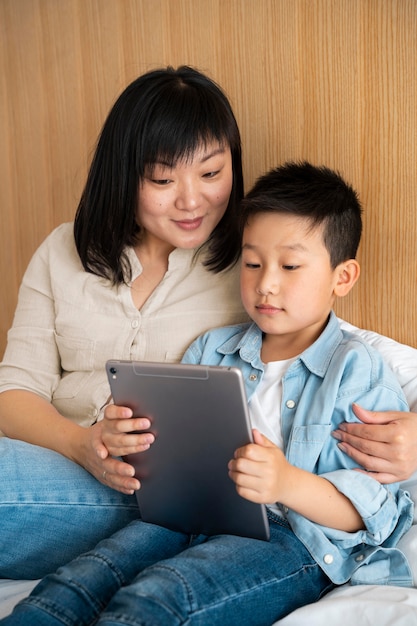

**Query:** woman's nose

left=174, top=180, right=200, bottom=211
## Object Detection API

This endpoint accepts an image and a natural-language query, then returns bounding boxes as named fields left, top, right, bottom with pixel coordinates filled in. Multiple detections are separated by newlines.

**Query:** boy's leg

left=0, top=438, right=139, bottom=578
left=1, top=520, right=190, bottom=626
left=98, top=517, right=333, bottom=626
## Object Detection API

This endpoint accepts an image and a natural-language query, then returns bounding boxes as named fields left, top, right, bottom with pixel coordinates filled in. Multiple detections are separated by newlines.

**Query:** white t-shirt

left=249, top=357, right=296, bottom=515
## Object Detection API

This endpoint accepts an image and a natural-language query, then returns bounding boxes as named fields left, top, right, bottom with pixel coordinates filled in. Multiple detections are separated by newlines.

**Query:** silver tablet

left=106, top=360, right=270, bottom=541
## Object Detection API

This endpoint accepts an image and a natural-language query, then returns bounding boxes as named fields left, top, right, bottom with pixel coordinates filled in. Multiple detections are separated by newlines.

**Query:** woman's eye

left=152, top=179, right=172, bottom=185
left=244, top=262, right=261, bottom=269
left=283, top=265, right=299, bottom=270
left=203, top=170, right=220, bottom=179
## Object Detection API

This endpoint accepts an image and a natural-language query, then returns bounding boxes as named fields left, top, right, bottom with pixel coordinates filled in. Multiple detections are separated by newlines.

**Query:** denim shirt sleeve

left=287, top=480, right=414, bottom=586
left=283, top=371, right=414, bottom=586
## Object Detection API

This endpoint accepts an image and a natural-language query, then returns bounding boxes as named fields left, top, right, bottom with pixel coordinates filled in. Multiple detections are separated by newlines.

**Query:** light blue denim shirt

left=182, top=311, right=414, bottom=586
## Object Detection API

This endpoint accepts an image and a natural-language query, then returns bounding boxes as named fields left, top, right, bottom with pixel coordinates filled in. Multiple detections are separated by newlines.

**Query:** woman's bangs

left=141, top=92, right=232, bottom=169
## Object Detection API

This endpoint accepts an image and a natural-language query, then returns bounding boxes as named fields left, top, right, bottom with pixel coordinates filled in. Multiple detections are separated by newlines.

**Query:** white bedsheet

left=0, top=580, right=37, bottom=619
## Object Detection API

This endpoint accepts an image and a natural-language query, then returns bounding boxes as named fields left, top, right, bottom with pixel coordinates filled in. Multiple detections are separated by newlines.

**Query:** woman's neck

left=130, top=238, right=175, bottom=309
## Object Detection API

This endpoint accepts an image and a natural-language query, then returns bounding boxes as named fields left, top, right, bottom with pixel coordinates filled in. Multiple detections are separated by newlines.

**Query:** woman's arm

left=337, top=318, right=417, bottom=482
left=333, top=404, right=417, bottom=483
left=0, top=390, right=141, bottom=494
left=0, top=227, right=150, bottom=493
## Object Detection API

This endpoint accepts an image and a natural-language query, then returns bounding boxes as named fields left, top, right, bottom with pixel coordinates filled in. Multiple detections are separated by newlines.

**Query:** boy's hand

left=228, top=429, right=289, bottom=504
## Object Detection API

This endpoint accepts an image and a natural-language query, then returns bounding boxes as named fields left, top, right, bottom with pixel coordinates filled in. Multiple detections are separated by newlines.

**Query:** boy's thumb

left=252, top=428, right=274, bottom=447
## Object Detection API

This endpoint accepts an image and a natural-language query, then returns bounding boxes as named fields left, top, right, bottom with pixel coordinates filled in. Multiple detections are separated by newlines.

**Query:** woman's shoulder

left=23, top=222, right=80, bottom=281
left=30, top=222, right=75, bottom=258
left=43, top=222, right=75, bottom=246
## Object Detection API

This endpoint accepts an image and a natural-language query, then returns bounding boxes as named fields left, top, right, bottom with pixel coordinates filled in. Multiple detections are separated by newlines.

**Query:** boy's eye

left=283, top=265, right=299, bottom=270
left=244, top=262, right=261, bottom=269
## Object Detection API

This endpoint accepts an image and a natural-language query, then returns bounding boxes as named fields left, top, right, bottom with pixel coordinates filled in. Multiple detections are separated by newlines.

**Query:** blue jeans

left=0, top=514, right=333, bottom=626
left=0, top=438, right=139, bottom=578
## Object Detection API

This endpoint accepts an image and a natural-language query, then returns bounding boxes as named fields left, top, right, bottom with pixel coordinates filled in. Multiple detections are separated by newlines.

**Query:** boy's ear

left=333, top=259, right=360, bottom=297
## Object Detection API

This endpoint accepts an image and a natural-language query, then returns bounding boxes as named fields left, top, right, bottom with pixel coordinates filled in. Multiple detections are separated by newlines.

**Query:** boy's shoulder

left=304, top=315, right=406, bottom=403
left=333, top=328, right=407, bottom=400
left=183, top=322, right=256, bottom=364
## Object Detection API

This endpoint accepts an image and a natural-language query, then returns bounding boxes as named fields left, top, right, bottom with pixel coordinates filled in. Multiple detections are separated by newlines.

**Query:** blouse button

left=131, top=319, right=139, bottom=329
left=249, top=374, right=257, bottom=381
left=286, top=399, right=296, bottom=409
left=323, top=554, right=334, bottom=565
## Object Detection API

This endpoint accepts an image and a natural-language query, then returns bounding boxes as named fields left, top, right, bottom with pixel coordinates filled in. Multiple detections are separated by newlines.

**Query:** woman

left=0, top=66, right=246, bottom=577
left=0, top=65, right=416, bottom=580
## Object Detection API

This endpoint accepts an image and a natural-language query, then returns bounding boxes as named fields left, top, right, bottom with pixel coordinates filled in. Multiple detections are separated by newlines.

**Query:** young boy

left=2, top=162, right=413, bottom=626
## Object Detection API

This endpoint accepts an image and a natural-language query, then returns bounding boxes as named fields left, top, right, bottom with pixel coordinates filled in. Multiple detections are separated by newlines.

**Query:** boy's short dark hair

left=239, top=161, right=363, bottom=268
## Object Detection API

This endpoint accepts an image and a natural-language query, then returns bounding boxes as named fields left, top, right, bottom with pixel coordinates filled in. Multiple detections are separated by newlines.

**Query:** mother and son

left=0, top=66, right=416, bottom=624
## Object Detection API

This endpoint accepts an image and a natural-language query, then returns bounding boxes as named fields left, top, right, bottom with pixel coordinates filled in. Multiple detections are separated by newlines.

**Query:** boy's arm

left=229, top=429, right=364, bottom=532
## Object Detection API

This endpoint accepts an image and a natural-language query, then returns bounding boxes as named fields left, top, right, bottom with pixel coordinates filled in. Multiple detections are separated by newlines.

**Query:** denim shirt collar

left=216, top=311, right=342, bottom=376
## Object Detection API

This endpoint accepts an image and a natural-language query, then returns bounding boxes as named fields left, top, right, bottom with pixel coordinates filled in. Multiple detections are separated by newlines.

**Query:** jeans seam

left=17, top=597, right=88, bottom=626
left=180, top=563, right=320, bottom=624
left=149, top=562, right=322, bottom=624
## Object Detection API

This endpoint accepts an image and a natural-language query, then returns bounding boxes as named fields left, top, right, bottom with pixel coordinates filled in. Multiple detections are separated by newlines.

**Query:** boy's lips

left=256, top=304, right=283, bottom=314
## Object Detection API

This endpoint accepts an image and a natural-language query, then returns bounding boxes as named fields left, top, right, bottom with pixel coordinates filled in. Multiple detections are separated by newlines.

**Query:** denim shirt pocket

left=286, top=424, right=332, bottom=470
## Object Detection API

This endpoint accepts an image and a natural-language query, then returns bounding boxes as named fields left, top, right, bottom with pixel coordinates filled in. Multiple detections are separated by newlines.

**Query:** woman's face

left=137, top=141, right=233, bottom=251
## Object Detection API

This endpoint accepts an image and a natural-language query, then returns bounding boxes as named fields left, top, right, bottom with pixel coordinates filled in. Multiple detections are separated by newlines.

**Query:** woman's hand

left=75, top=404, right=155, bottom=495
left=100, top=403, right=155, bottom=457
left=332, top=404, right=417, bottom=483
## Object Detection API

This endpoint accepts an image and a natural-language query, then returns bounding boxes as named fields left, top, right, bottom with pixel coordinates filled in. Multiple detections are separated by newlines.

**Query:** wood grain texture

left=1, top=0, right=416, bottom=356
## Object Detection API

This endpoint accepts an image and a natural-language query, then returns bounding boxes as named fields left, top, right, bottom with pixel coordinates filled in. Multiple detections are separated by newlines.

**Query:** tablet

left=106, top=360, right=270, bottom=541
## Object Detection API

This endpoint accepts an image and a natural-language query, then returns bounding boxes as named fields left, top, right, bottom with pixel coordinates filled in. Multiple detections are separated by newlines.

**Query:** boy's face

left=240, top=212, right=344, bottom=358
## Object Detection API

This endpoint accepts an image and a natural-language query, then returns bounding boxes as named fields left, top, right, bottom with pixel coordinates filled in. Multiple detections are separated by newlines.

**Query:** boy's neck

left=260, top=317, right=329, bottom=363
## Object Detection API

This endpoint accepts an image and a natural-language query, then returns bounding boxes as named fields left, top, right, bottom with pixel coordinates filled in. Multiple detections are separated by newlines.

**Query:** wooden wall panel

left=1, top=0, right=416, bottom=356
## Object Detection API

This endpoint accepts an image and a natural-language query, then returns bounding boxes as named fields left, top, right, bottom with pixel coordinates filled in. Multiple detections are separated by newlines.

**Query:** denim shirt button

left=249, top=374, right=257, bottom=381
left=355, top=554, right=365, bottom=562
left=286, top=400, right=296, bottom=409
left=323, top=554, right=334, bottom=565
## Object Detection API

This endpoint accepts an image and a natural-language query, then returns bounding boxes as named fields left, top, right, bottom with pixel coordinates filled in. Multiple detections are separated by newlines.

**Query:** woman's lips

left=174, top=217, right=204, bottom=231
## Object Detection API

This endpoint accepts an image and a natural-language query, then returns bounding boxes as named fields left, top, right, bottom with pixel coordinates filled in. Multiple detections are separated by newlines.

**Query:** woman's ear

left=333, top=259, right=360, bottom=297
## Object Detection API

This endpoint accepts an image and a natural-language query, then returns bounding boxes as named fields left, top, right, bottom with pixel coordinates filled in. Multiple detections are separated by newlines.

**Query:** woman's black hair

left=74, top=66, right=243, bottom=283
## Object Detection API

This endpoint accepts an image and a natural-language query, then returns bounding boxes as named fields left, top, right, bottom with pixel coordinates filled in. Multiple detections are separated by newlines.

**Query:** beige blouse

left=0, top=223, right=248, bottom=426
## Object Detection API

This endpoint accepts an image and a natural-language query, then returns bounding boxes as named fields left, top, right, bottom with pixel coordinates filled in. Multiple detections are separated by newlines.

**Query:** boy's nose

left=256, top=272, right=279, bottom=296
